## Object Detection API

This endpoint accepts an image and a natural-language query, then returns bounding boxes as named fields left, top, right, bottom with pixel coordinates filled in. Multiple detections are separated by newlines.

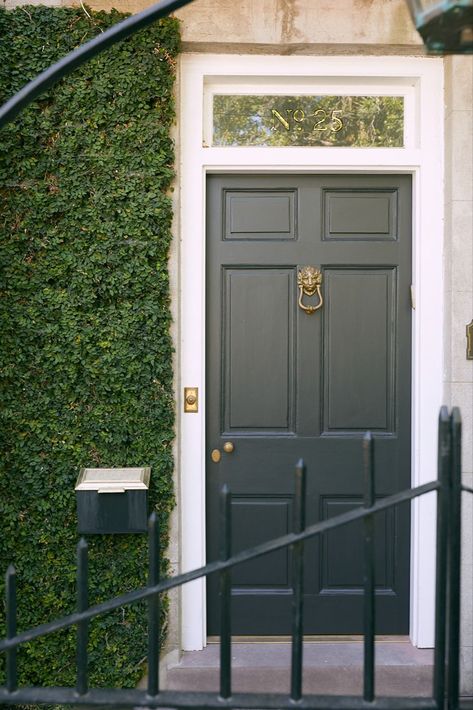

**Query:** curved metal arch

left=0, top=0, right=194, bottom=129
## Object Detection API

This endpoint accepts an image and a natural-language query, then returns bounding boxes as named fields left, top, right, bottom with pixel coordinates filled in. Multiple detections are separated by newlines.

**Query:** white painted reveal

left=178, top=54, right=444, bottom=651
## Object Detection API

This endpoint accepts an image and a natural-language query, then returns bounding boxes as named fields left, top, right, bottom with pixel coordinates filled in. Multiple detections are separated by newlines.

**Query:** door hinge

left=410, top=285, right=416, bottom=310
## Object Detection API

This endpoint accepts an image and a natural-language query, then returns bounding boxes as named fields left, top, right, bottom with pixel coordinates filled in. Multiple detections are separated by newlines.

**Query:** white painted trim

left=179, top=54, right=444, bottom=651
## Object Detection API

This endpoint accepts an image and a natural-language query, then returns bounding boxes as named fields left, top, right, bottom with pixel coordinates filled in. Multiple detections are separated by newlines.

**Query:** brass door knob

left=223, top=442, right=234, bottom=453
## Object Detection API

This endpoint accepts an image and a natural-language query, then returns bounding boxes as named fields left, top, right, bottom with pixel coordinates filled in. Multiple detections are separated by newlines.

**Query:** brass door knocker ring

left=298, top=266, right=323, bottom=314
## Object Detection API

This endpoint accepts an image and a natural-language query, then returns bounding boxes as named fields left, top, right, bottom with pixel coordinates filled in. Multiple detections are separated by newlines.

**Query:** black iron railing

left=0, top=406, right=470, bottom=709
left=0, top=0, right=195, bottom=128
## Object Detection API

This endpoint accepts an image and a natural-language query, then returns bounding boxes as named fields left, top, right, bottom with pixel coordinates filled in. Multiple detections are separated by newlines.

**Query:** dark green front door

left=206, top=174, right=412, bottom=635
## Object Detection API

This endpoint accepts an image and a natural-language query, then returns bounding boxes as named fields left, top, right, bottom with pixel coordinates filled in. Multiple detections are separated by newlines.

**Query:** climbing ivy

left=0, top=4, right=180, bottom=697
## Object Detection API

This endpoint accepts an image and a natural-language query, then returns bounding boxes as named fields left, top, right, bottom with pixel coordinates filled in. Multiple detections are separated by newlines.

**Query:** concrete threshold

left=163, top=637, right=434, bottom=697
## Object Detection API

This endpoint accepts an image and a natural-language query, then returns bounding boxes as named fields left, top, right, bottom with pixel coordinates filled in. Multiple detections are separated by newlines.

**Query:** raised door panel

left=319, top=497, right=396, bottom=593
left=322, top=268, right=396, bottom=433
left=224, top=189, right=297, bottom=240
left=323, top=189, right=398, bottom=241
left=223, top=268, right=296, bottom=433
left=231, top=496, right=292, bottom=589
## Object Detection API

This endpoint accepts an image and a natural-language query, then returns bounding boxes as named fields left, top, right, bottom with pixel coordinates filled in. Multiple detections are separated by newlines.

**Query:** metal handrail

left=0, top=0, right=195, bottom=128
left=0, top=407, right=468, bottom=709
left=0, top=478, right=438, bottom=653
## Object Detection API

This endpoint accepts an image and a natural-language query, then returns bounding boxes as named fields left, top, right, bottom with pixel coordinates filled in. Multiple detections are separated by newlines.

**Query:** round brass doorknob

left=223, top=442, right=234, bottom=453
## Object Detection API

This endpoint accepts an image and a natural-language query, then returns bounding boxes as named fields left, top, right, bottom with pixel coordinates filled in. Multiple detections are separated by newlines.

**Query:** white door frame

left=178, top=54, right=444, bottom=651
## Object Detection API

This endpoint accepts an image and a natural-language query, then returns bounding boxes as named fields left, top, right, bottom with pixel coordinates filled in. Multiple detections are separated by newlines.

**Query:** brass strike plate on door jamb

left=184, top=387, right=198, bottom=413
left=467, top=321, right=473, bottom=360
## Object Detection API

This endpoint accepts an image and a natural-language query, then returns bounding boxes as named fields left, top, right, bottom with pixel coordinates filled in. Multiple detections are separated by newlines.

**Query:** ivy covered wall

left=0, top=4, right=179, bottom=693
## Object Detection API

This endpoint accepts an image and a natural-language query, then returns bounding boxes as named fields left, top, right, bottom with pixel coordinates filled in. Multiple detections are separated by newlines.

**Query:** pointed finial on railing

left=291, top=458, right=307, bottom=702
left=219, top=483, right=232, bottom=700
left=447, top=407, right=462, bottom=709
left=148, top=510, right=158, bottom=533
left=5, top=564, right=17, bottom=692
left=434, top=406, right=452, bottom=705
left=148, top=510, right=160, bottom=587
left=76, top=536, right=89, bottom=696
left=77, top=537, right=88, bottom=552
left=294, top=460, right=306, bottom=534
left=147, top=511, right=160, bottom=697
left=362, top=432, right=376, bottom=702
left=362, top=432, right=375, bottom=508
left=220, top=484, right=231, bottom=562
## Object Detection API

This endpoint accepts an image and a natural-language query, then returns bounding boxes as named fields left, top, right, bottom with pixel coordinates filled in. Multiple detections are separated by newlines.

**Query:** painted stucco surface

left=444, top=55, right=473, bottom=697
left=174, top=0, right=422, bottom=50
left=3, top=0, right=424, bottom=51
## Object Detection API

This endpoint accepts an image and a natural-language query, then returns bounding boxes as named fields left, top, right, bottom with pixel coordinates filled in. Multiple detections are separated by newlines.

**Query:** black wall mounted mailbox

left=75, top=467, right=151, bottom=534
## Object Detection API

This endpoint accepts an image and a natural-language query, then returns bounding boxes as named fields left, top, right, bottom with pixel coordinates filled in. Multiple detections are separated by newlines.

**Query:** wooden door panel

left=323, top=268, right=396, bottom=433
left=223, top=268, right=296, bottom=433
left=231, top=496, right=292, bottom=589
left=323, top=189, right=398, bottom=240
left=206, top=174, right=412, bottom=636
left=224, top=189, right=297, bottom=240
left=319, top=498, right=396, bottom=592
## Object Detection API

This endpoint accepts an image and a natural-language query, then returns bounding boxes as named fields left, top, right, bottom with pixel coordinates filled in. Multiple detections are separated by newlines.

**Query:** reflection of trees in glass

left=213, top=95, right=404, bottom=147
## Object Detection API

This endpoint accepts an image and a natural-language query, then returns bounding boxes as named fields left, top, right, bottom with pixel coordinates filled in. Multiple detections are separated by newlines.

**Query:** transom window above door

left=203, top=77, right=417, bottom=149
left=212, top=94, right=404, bottom=147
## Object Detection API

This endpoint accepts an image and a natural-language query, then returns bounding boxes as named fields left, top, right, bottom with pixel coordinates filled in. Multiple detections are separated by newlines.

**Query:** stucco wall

left=174, top=0, right=423, bottom=53
left=3, top=0, right=425, bottom=53
left=444, top=55, right=473, bottom=697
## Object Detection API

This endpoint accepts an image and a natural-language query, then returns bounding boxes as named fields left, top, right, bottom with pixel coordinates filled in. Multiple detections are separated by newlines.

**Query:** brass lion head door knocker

left=298, top=266, right=323, bottom=314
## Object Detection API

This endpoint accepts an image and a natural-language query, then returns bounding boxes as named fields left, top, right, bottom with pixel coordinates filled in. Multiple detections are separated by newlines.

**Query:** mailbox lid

left=75, top=467, right=150, bottom=493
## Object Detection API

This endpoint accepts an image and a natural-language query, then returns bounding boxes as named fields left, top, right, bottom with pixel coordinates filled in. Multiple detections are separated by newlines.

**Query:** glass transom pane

left=212, top=95, right=404, bottom=147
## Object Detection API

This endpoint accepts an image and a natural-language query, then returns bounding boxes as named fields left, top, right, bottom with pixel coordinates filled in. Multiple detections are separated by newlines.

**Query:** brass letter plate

left=467, top=321, right=473, bottom=360
left=184, top=387, right=198, bottom=413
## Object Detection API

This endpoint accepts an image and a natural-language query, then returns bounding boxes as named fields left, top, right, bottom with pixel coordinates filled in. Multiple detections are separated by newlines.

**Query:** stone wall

left=174, top=0, right=423, bottom=54
left=444, top=55, right=473, bottom=697
left=3, top=0, right=423, bottom=54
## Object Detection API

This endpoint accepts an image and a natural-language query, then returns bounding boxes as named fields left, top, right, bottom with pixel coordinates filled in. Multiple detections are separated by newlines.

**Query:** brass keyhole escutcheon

left=211, top=449, right=221, bottom=463
left=223, top=442, right=234, bottom=454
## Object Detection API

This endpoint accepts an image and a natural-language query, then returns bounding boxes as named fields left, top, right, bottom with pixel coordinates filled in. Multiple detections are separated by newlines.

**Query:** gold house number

left=271, top=107, right=344, bottom=133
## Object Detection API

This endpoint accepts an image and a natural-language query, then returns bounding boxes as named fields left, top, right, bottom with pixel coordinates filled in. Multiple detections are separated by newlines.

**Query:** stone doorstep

left=128, top=700, right=473, bottom=710
left=73, top=644, right=436, bottom=709
left=162, top=638, right=435, bottom=697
